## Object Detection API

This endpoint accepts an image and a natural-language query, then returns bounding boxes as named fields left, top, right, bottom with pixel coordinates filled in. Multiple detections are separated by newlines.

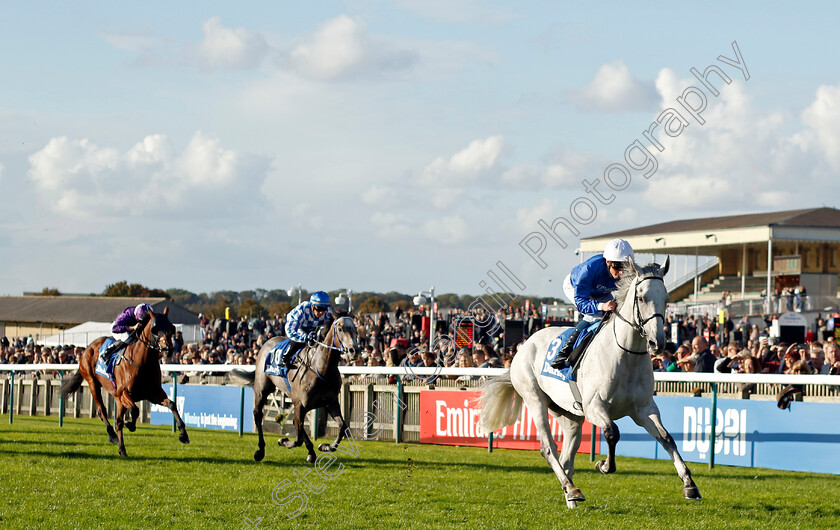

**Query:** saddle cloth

left=540, top=321, right=601, bottom=382
left=265, top=339, right=293, bottom=377
left=95, top=338, right=123, bottom=386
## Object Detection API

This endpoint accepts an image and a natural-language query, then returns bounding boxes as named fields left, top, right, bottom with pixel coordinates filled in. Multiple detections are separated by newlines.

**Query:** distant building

left=0, top=296, right=199, bottom=341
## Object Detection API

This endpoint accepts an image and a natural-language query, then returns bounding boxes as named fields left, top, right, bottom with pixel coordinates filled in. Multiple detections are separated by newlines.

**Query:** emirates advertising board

left=419, top=390, right=600, bottom=453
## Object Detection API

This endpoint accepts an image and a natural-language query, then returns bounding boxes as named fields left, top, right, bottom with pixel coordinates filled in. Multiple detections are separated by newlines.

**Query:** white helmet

left=603, top=238, right=634, bottom=263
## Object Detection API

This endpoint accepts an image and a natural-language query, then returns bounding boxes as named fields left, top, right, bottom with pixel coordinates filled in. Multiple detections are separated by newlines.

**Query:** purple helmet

left=134, top=303, right=153, bottom=320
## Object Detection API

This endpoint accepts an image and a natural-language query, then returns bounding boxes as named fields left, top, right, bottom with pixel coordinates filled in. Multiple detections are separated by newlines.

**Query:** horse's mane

left=612, top=262, right=665, bottom=313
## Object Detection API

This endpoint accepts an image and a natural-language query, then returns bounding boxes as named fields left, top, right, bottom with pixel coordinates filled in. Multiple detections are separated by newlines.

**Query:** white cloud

left=423, top=215, right=469, bottom=244
left=802, top=84, right=840, bottom=172
left=639, top=70, right=834, bottom=215
left=196, top=17, right=269, bottom=70
left=289, top=15, right=416, bottom=81
left=642, top=174, right=733, bottom=210
left=371, top=211, right=411, bottom=240
left=28, top=132, right=269, bottom=218
left=421, top=135, right=504, bottom=185
left=572, top=61, right=658, bottom=112
left=361, top=185, right=396, bottom=205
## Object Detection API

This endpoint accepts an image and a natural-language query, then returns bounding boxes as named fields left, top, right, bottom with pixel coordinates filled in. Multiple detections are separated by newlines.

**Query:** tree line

left=34, top=282, right=562, bottom=320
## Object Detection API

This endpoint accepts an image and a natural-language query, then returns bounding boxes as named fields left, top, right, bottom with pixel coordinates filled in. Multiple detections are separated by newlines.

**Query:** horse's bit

left=612, top=275, right=666, bottom=355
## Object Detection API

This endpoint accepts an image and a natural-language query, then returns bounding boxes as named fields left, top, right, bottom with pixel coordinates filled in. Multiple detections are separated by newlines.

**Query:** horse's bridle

left=127, top=317, right=173, bottom=365
left=612, top=274, right=666, bottom=355
left=303, top=318, right=357, bottom=381
left=310, top=318, right=357, bottom=356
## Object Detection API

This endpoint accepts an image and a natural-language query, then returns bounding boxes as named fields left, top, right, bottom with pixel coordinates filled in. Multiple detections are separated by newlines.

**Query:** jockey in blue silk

left=100, top=303, right=154, bottom=363
left=282, top=291, right=334, bottom=368
left=550, top=238, right=635, bottom=370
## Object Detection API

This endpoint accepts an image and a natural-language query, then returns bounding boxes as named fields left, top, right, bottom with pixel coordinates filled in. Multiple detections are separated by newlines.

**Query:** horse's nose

left=648, top=339, right=659, bottom=353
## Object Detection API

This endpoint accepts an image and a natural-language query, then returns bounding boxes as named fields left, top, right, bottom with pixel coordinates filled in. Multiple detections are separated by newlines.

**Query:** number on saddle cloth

left=545, top=321, right=601, bottom=365
left=265, top=339, right=293, bottom=377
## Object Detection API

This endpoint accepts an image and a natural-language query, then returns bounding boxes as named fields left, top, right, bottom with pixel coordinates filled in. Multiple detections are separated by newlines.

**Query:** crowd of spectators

left=652, top=312, right=840, bottom=377
left=2, top=303, right=838, bottom=387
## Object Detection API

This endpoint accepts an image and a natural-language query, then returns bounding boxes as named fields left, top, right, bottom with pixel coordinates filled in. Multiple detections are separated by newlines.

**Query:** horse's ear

left=163, top=306, right=169, bottom=316
left=628, top=257, right=639, bottom=275
left=661, top=256, right=670, bottom=277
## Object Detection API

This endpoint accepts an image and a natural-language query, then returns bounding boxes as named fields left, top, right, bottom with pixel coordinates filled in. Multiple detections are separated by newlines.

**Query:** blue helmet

left=310, top=291, right=331, bottom=308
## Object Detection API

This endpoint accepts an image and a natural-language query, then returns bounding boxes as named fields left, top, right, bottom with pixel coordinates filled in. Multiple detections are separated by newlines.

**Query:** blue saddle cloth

left=540, top=321, right=601, bottom=382
left=265, top=339, right=294, bottom=391
left=95, top=338, right=122, bottom=387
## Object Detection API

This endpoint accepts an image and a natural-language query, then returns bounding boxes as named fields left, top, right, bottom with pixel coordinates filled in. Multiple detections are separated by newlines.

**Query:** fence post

left=709, top=382, right=718, bottom=470
left=59, top=373, right=65, bottom=428
left=172, top=374, right=178, bottom=433
left=590, top=423, right=597, bottom=462
left=8, top=371, right=14, bottom=424
left=395, top=376, right=403, bottom=444
left=29, top=380, right=38, bottom=416
left=239, top=385, right=245, bottom=437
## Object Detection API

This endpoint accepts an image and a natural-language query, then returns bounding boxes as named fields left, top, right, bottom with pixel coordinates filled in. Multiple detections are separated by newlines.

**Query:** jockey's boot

left=100, top=340, right=123, bottom=364
left=283, top=340, right=305, bottom=369
left=550, top=334, right=577, bottom=369
left=551, top=320, right=589, bottom=370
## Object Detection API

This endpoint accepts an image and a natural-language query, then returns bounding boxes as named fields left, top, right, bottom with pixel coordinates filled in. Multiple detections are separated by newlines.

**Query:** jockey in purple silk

left=282, top=291, right=334, bottom=368
left=99, top=303, right=154, bottom=363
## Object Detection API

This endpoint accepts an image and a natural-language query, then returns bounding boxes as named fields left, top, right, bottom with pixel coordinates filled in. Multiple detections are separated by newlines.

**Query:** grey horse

left=232, top=314, right=359, bottom=463
left=480, top=257, right=701, bottom=507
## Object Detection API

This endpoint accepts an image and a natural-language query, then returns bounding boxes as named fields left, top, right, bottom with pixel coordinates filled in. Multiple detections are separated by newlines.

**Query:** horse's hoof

left=566, top=500, right=578, bottom=509
left=684, top=486, right=702, bottom=500
left=254, top=449, right=265, bottom=462
left=306, top=453, right=316, bottom=464
left=119, top=449, right=127, bottom=457
left=279, top=438, right=289, bottom=447
left=595, top=460, right=613, bottom=474
left=109, top=435, right=119, bottom=444
left=565, top=488, right=585, bottom=502
left=179, top=433, right=190, bottom=444
left=318, top=443, right=334, bottom=452
left=126, top=423, right=136, bottom=432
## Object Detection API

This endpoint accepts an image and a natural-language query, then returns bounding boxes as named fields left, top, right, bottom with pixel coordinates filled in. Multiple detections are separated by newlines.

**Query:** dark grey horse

left=232, top=315, right=359, bottom=463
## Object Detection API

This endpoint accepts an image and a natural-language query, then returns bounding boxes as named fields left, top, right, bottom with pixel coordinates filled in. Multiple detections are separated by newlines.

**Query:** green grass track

left=1, top=416, right=837, bottom=529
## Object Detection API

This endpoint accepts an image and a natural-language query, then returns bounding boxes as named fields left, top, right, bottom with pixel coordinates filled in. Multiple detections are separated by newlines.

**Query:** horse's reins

left=612, top=274, right=666, bottom=355
left=302, top=318, right=356, bottom=382
left=123, top=317, right=172, bottom=368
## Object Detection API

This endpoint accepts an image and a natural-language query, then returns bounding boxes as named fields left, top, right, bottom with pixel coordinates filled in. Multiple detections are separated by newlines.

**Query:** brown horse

left=60, top=306, right=189, bottom=456
left=231, top=314, right=359, bottom=463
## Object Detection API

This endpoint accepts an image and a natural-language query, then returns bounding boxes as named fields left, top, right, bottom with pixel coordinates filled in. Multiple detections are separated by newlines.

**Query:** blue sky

left=1, top=1, right=838, bottom=298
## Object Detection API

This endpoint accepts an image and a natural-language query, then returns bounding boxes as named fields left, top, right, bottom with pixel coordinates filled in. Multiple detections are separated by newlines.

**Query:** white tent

left=39, top=321, right=202, bottom=347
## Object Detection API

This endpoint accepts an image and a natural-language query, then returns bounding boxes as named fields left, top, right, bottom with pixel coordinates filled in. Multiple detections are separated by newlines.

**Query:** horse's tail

left=59, top=371, right=84, bottom=396
left=479, top=370, right=523, bottom=432
left=230, top=368, right=255, bottom=387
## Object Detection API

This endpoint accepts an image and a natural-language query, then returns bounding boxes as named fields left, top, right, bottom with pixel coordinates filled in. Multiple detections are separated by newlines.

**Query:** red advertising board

left=419, top=390, right=599, bottom=453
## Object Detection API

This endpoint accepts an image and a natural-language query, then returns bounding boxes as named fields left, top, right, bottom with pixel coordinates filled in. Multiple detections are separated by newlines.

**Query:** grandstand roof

left=581, top=207, right=840, bottom=254
left=594, top=207, right=840, bottom=239
left=0, top=296, right=199, bottom=325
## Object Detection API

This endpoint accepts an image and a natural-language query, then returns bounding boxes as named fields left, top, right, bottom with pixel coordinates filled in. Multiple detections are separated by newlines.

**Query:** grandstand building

left=580, top=207, right=840, bottom=316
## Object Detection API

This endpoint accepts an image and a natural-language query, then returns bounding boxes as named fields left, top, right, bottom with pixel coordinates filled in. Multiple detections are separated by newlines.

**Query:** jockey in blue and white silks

left=551, top=238, right=634, bottom=369
left=282, top=291, right=334, bottom=368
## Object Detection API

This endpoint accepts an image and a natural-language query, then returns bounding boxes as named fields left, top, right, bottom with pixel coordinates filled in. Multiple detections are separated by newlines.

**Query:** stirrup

left=551, top=356, right=569, bottom=370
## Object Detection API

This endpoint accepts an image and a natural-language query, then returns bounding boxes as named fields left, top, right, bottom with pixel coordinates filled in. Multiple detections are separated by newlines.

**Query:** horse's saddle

left=264, top=339, right=297, bottom=393
left=541, top=321, right=602, bottom=382
left=95, top=338, right=123, bottom=384
left=265, top=339, right=294, bottom=380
